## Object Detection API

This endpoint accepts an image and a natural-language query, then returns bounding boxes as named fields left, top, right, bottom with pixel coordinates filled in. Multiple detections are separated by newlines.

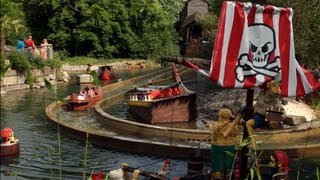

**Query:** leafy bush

left=53, top=50, right=70, bottom=61
left=7, top=51, right=30, bottom=74
left=29, top=57, right=46, bottom=69
left=25, top=72, right=35, bottom=85
left=45, top=59, right=62, bottom=69
left=0, top=52, right=11, bottom=79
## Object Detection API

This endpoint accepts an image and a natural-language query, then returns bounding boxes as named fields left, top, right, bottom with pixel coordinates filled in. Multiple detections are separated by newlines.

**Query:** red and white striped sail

left=208, top=1, right=320, bottom=97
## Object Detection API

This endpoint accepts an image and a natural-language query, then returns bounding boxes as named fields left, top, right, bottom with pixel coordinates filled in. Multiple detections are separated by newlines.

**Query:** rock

left=42, top=66, right=53, bottom=75
left=47, top=74, right=55, bottom=80
left=283, top=115, right=307, bottom=126
left=36, top=76, right=44, bottom=83
left=295, top=121, right=320, bottom=131
left=32, top=84, right=41, bottom=89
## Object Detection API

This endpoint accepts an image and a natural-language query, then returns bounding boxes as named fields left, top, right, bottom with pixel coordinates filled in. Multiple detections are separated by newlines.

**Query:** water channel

left=1, top=67, right=319, bottom=179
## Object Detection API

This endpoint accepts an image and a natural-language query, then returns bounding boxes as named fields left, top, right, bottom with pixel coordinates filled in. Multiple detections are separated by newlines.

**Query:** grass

left=62, top=56, right=160, bottom=66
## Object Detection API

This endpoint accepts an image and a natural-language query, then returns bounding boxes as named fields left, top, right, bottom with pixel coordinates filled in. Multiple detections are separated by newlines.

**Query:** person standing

left=40, top=39, right=48, bottom=60
left=17, top=38, right=25, bottom=52
left=25, top=35, right=36, bottom=60
left=26, top=35, right=36, bottom=49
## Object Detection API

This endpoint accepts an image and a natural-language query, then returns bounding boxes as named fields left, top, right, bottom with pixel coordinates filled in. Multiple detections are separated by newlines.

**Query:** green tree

left=22, top=0, right=180, bottom=59
left=0, top=0, right=27, bottom=45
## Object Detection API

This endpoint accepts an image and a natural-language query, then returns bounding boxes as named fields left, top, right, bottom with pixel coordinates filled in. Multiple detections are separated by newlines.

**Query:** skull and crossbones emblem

left=235, top=24, right=281, bottom=82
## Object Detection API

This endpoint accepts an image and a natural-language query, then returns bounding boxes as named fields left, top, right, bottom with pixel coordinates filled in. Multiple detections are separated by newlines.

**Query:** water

left=1, top=69, right=319, bottom=179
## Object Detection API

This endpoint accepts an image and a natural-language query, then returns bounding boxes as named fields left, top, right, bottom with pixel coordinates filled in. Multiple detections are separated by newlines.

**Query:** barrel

left=187, top=149, right=204, bottom=176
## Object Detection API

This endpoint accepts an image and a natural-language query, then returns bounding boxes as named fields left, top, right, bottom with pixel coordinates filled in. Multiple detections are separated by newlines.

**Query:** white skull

left=248, top=24, right=275, bottom=68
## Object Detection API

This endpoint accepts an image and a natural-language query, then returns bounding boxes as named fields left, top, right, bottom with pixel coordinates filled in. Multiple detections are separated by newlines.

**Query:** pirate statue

left=206, top=108, right=240, bottom=179
left=269, top=150, right=290, bottom=180
left=224, top=80, right=286, bottom=145
left=246, top=80, right=286, bottom=135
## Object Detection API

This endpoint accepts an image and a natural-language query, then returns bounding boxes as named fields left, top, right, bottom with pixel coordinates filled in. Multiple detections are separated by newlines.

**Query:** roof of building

left=182, top=11, right=202, bottom=27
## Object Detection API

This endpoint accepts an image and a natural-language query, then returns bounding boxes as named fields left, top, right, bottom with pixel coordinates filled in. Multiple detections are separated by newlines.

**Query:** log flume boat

left=66, top=86, right=102, bottom=111
left=99, top=65, right=117, bottom=81
left=1, top=128, right=20, bottom=157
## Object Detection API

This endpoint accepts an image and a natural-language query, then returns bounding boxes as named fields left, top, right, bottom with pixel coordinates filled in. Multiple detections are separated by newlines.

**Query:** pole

left=239, top=89, right=254, bottom=179
left=239, top=1, right=265, bottom=180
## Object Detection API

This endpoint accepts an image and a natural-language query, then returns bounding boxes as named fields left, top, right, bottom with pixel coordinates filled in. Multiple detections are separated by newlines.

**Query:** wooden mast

left=239, top=1, right=266, bottom=180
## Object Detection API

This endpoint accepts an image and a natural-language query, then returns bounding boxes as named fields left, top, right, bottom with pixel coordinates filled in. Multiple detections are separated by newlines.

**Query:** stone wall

left=0, top=67, right=70, bottom=94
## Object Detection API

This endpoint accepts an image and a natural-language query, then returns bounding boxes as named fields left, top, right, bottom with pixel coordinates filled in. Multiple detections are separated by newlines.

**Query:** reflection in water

left=1, top=69, right=319, bottom=179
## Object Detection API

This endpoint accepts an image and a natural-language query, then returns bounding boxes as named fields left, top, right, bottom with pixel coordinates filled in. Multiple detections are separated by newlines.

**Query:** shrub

left=53, top=50, right=69, bottom=61
left=7, top=51, right=30, bottom=74
left=29, top=57, right=46, bottom=69
left=45, top=59, right=62, bottom=69
left=25, top=72, right=35, bottom=85
left=0, top=52, right=11, bottom=79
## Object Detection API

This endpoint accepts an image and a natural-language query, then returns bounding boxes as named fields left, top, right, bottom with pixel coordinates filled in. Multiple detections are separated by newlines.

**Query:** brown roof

left=182, top=12, right=202, bottom=27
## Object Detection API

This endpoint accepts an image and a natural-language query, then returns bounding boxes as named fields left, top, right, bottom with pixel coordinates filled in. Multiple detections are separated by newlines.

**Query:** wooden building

left=180, top=0, right=210, bottom=56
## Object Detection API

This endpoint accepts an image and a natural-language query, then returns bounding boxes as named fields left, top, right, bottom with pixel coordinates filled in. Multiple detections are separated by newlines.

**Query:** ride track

left=45, top=66, right=320, bottom=159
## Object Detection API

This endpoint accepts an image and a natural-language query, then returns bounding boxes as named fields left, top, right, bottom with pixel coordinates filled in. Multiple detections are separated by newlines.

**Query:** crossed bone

left=236, top=54, right=280, bottom=82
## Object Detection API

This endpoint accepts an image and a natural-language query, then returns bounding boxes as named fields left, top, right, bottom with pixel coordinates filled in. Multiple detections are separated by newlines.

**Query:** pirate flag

left=208, top=1, right=320, bottom=97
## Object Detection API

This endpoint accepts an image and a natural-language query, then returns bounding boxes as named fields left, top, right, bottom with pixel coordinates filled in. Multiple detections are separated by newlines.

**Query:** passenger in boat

left=88, top=87, right=96, bottom=97
left=269, top=150, right=290, bottom=180
left=86, top=63, right=93, bottom=74
left=78, top=91, right=87, bottom=100
left=206, top=108, right=238, bottom=179
left=1, top=128, right=16, bottom=144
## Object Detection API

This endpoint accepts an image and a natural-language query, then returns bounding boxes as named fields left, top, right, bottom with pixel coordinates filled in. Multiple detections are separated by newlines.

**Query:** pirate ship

left=125, top=64, right=197, bottom=124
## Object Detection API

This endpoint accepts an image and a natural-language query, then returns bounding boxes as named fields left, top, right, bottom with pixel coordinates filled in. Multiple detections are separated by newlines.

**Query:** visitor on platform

left=26, top=35, right=36, bottom=49
left=25, top=35, right=36, bottom=60
left=40, top=39, right=48, bottom=60
left=17, top=38, right=26, bottom=52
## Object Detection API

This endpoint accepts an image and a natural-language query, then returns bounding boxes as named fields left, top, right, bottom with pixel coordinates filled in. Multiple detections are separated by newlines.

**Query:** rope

left=297, top=105, right=316, bottom=179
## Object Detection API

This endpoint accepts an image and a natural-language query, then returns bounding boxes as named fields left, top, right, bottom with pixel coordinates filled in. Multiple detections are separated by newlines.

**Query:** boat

left=98, top=65, right=117, bottom=81
left=66, top=86, right=102, bottom=111
left=125, top=64, right=198, bottom=124
left=1, top=128, right=20, bottom=157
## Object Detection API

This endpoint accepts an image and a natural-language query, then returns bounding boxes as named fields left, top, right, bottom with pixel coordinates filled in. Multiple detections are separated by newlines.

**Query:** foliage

left=44, top=59, right=62, bottom=69
left=53, top=50, right=70, bottom=61
left=7, top=51, right=30, bottom=74
left=29, top=58, right=46, bottom=69
left=0, top=52, right=11, bottom=79
left=25, top=72, right=35, bottom=85
left=0, top=0, right=27, bottom=45
left=22, top=0, right=180, bottom=59
left=196, top=12, right=219, bottom=59
left=158, top=0, right=185, bottom=24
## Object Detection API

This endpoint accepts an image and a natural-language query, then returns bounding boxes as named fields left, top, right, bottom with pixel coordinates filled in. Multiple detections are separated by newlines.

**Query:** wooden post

left=240, top=89, right=254, bottom=179
left=239, top=1, right=265, bottom=180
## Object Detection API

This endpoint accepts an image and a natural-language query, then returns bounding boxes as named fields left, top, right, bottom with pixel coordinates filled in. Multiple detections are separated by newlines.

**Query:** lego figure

left=269, top=150, right=289, bottom=180
left=225, top=80, right=285, bottom=148
left=207, top=108, right=239, bottom=179
left=1, top=128, right=16, bottom=144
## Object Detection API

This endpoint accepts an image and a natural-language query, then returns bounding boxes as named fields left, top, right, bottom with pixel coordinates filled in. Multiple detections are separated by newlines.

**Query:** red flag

left=208, top=1, right=320, bottom=97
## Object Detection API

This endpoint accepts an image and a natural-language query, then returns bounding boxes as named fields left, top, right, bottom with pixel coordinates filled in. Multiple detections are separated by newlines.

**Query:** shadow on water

left=1, top=68, right=319, bottom=179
